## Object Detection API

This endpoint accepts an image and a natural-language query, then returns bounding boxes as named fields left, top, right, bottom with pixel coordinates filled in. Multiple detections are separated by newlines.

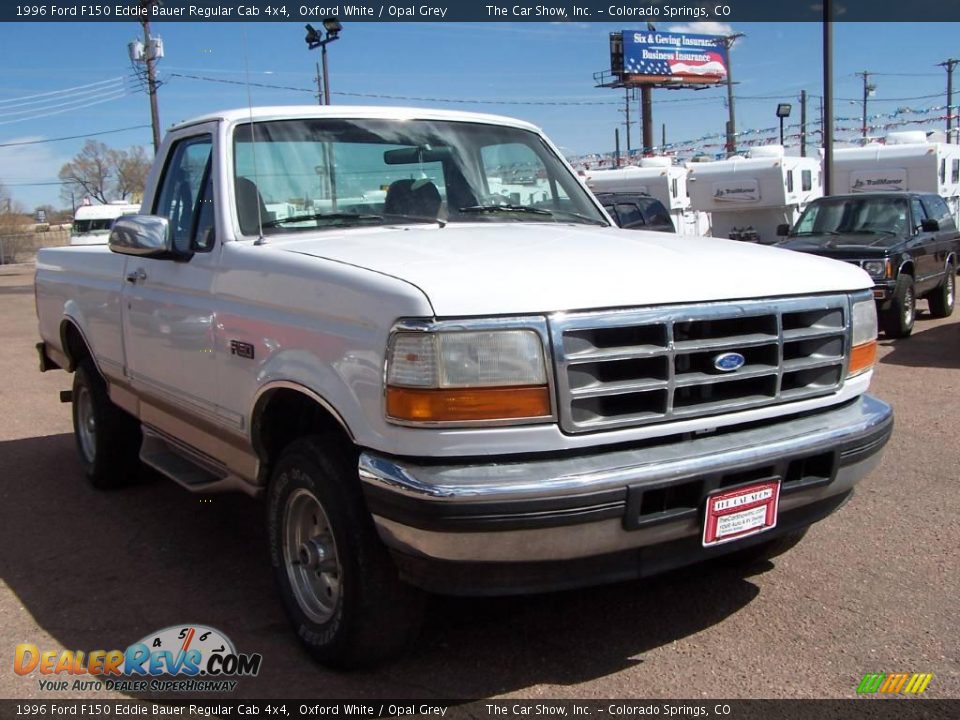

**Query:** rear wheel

left=882, top=274, right=916, bottom=338
left=927, top=264, right=956, bottom=318
left=71, top=360, right=142, bottom=489
left=266, top=437, right=424, bottom=668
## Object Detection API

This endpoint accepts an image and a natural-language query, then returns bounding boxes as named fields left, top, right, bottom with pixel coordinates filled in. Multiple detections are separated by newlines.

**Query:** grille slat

left=553, top=296, right=850, bottom=434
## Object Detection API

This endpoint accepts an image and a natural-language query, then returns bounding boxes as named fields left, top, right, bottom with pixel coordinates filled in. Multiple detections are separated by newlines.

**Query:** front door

left=121, top=129, right=221, bottom=421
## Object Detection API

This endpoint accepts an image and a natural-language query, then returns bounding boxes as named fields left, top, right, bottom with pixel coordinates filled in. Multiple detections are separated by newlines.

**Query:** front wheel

left=266, top=437, right=424, bottom=668
left=927, top=265, right=956, bottom=318
left=882, top=274, right=916, bottom=338
left=71, top=360, right=142, bottom=489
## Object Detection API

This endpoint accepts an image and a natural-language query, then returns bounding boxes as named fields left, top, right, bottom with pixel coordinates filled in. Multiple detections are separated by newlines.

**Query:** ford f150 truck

left=35, top=106, right=893, bottom=668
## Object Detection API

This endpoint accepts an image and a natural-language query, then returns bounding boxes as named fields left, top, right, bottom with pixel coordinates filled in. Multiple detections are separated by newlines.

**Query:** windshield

left=232, top=118, right=607, bottom=235
left=71, top=218, right=115, bottom=236
left=793, top=196, right=909, bottom=236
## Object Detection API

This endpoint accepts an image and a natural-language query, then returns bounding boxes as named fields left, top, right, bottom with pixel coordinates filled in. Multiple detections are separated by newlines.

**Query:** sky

left=1, top=19, right=958, bottom=209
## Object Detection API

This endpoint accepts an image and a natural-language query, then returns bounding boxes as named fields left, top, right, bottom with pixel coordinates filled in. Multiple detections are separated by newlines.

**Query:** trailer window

left=786, top=170, right=793, bottom=193
left=952, top=159, right=959, bottom=184
left=801, top=170, right=813, bottom=192
left=940, top=159, right=946, bottom=184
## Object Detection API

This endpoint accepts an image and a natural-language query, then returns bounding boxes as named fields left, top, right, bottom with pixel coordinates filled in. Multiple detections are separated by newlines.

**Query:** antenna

left=242, top=31, right=266, bottom=245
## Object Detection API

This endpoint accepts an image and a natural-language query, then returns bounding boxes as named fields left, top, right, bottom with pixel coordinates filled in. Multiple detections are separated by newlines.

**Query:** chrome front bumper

left=359, top=395, right=892, bottom=581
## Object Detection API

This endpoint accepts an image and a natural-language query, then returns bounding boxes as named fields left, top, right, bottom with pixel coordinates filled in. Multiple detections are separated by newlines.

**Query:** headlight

left=862, top=260, right=889, bottom=279
left=848, top=296, right=878, bottom=377
left=385, top=329, right=552, bottom=424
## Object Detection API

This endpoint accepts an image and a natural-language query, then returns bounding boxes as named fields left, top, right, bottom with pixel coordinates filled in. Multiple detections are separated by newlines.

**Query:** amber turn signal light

left=386, top=385, right=551, bottom=423
left=848, top=340, right=877, bottom=377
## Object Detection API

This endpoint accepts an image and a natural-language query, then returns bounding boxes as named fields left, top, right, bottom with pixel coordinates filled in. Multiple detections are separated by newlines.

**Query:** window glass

left=154, top=135, right=213, bottom=253
left=614, top=203, right=645, bottom=227
left=921, top=195, right=956, bottom=231
left=232, top=119, right=606, bottom=233
left=801, top=169, right=813, bottom=192
left=911, top=198, right=927, bottom=233
left=640, top=198, right=673, bottom=227
left=952, top=159, right=959, bottom=184
left=786, top=170, right=794, bottom=193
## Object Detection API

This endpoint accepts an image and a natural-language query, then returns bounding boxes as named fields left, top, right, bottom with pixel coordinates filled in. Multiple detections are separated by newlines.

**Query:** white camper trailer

left=585, top=158, right=710, bottom=236
left=687, top=146, right=822, bottom=244
left=831, top=132, right=960, bottom=224
left=70, top=201, right=141, bottom=245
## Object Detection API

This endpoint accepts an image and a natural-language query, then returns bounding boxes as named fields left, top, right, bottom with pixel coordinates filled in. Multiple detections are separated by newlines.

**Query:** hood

left=276, top=223, right=873, bottom=316
left=777, top=232, right=903, bottom=254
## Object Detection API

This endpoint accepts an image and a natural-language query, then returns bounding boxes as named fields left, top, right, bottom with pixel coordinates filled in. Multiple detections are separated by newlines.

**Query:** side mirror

left=109, top=215, right=185, bottom=260
left=776, top=223, right=791, bottom=237
left=921, top=218, right=940, bottom=232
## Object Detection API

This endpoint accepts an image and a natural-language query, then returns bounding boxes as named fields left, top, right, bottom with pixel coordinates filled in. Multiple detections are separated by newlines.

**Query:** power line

left=0, top=82, right=134, bottom=120
left=0, top=77, right=125, bottom=106
left=0, top=124, right=151, bottom=148
left=0, top=90, right=132, bottom=126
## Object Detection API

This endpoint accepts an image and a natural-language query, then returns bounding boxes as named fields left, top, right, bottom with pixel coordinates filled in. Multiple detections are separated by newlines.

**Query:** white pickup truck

left=35, top=106, right=893, bottom=668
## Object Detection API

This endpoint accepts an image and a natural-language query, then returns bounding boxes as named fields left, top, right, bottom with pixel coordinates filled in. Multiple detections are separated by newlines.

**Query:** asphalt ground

left=1, top=263, right=957, bottom=701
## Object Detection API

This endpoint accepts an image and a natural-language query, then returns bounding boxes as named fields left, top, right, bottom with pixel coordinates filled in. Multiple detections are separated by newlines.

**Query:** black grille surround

left=550, top=294, right=851, bottom=434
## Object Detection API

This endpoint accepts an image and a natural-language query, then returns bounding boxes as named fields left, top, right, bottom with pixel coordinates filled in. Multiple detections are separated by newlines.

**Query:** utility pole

left=823, top=5, right=834, bottom=195
left=722, top=32, right=745, bottom=157
left=800, top=90, right=808, bottom=157
left=315, top=61, right=324, bottom=105
left=614, top=127, right=621, bottom=168
left=641, top=86, right=653, bottom=155
left=661, top=122, right=666, bottom=152
left=939, top=59, right=959, bottom=143
left=623, top=88, right=632, bottom=155
left=139, top=0, right=162, bottom=153
left=856, top=70, right=876, bottom=141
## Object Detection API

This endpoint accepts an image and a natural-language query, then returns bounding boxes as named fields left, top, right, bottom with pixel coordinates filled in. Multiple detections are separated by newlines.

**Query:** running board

left=139, top=428, right=258, bottom=495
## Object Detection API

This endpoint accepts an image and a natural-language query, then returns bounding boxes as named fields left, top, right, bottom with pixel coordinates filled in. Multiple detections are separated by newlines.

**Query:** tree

left=112, top=145, right=151, bottom=201
left=59, top=140, right=112, bottom=205
left=59, top=141, right=152, bottom=205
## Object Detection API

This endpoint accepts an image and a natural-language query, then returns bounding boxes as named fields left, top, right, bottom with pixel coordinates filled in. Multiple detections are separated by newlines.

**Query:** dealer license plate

left=702, top=479, right=781, bottom=547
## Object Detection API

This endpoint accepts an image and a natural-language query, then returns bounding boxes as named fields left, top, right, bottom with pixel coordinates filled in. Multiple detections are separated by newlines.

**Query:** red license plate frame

left=702, top=479, right=781, bottom=547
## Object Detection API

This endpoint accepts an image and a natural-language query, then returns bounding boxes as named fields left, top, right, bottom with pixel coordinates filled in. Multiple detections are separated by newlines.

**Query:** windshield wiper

left=261, top=212, right=383, bottom=228
left=458, top=203, right=554, bottom=217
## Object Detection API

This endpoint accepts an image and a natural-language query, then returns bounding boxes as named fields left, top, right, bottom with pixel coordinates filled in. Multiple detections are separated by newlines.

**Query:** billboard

left=621, top=30, right=728, bottom=84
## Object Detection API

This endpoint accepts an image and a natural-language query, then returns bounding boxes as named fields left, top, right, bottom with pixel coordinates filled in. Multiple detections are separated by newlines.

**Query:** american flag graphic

left=625, top=50, right=727, bottom=79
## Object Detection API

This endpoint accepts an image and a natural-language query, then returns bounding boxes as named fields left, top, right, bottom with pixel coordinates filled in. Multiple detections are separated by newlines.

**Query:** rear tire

left=71, top=360, right=142, bottom=489
left=266, top=436, right=424, bottom=669
left=927, top=264, right=956, bottom=319
left=882, top=274, right=916, bottom=338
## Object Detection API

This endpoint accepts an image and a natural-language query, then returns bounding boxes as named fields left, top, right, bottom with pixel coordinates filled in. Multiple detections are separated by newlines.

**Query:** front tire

left=266, top=437, right=424, bottom=669
left=71, top=360, right=142, bottom=489
left=882, top=274, right=916, bottom=338
left=927, top=264, right=956, bottom=319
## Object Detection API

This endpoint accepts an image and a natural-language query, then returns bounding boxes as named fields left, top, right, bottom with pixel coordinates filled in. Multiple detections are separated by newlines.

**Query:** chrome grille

left=552, top=295, right=850, bottom=433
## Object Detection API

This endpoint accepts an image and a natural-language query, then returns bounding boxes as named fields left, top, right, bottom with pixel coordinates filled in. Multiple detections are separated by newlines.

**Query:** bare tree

left=59, top=140, right=112, bottom=205
left=111, top=145, right=151, bottom=201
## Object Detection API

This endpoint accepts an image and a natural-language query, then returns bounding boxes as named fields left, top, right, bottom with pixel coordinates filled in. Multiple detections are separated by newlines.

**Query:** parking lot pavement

left=1, top=264, right=958, bottom=699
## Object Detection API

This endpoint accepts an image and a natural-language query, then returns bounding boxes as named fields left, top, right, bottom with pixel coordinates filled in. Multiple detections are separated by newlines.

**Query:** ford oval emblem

left=713, top=352, right=746, bottom=373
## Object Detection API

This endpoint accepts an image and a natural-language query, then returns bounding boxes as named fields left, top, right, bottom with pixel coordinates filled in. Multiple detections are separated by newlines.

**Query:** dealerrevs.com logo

left=14, top=625, right=262, bottom=693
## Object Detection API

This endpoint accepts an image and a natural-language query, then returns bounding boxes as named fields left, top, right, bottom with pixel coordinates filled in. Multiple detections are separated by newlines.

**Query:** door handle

left=126, top=268, right=147, bottom=284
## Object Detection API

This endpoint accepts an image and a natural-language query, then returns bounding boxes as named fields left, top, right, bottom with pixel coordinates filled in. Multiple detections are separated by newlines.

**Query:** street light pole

left=305, top=19, right=342, bottom=106
left=939, top=59, right=959, bottom=143
left=723, top=32, right=745, bottom=157
left=856, top=70, right=875, bottom=141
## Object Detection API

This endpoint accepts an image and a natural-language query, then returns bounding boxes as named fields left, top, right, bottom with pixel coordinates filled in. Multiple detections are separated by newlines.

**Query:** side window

left=801, top=170, right=813, bottom=192
left=153, top=135, right=214, bottom=253
left=602, top=204, right=618, bottom=223
left=953, top=159, right=959, bottom=184
left=940, top=159, right=946, bottom=184
left=921, top=195, right=956, bottom=231
left=614, top=203, right=645, bottom=227
left=786, top=170, right=794, bottom=193
left=911, top=198, right=927, bottom=233
left=643, top=200, right=673, bottom=227
left=671, top=178, right=678, bottom=199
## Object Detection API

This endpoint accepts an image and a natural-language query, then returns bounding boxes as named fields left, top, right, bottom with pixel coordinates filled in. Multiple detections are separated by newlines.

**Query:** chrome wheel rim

left=904, top=286, right=915, bottom=327
left=76, top=385, right=97, bottom=463
left=283, top=488, right=342, bottom=624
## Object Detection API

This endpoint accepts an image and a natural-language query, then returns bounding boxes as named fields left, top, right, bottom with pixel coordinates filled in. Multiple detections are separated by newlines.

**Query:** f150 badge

left=713, top=352, right=745, bottom=372
left=229, top=340, right=255, bottom=360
